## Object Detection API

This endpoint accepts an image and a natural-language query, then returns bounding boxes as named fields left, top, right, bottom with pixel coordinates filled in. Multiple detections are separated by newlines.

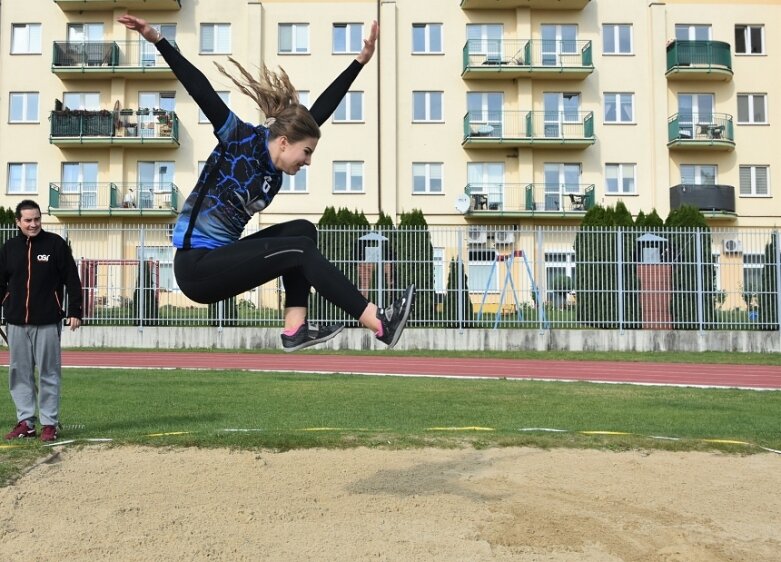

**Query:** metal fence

left=6, top=224, right=780, bottom=332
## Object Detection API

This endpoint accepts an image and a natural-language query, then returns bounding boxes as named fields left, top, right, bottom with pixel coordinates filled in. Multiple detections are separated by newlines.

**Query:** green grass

left=2, top=365, right=779, bottom=486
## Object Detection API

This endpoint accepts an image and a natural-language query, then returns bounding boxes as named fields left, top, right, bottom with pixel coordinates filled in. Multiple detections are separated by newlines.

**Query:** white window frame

left=63, top=92, right=100, bottom=111
left=467, top=162, right=504, bottom=209
left=737, top=93, right=767, bottom=125
left=138, top=245, right=177, bottom=292
left=61, top=162, right=99, bottom=208
left=735, top=24, right=764, bottom=55
left=281, top=168, right=308, bottom=193
left=332, top=23, right=363, bottom=54
left=9, top=92, right=39, bottom=123
left=433, top=247, right=446, bottom=295
left=333, top=161, right=364, bottom=193
left=200, top=23, right=231, bottom=54
left=412, top=163, right=443, bottom=194
left=468, top=249, right=498, bottom=294
left=278, top=23, right=309, bottom=55
left=297, top=91, right=310, bottom=109
left=603, top=24, right=633, bottom=55
left=544, top=250, right=576, bottom=304
left=605, top=163, right=636, bottom=195
left=412, top=23, right=443, bottom=54
left=681, top=164, right=717, bottom=185
left=603, top=92, right=634, bottom=124
left=200, top=91, right=229, bottom=123
left=466, top=24, right=503, bottom=58
left=412, top=91, right=444, bottom=122
left=7, top=163, right=37, bottom=194
left=11, top=23, right=41, bottom=54
left=333, top=91, right=364, bottom=122
left=739, top=165, right=770, bottom=197
left=675, top=24, right=712, bottom=41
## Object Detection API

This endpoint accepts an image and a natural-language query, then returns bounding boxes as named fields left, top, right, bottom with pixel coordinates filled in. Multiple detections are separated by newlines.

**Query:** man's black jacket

left=0, top=230, right=83, bottom=325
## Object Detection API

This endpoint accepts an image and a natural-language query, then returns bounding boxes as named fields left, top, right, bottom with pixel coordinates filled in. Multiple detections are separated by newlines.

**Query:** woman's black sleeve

left=155, top=38, right=230, bottom=131
left=308, top=60, right=364, bottom=126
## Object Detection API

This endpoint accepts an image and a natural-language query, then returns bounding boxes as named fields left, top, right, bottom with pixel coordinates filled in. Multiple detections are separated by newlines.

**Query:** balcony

left=462, top=39, right=593, bottom=80
left=667, top=113, right=734, bottom=151
left=50, top=109, right=180, bottom=148
left=49, top=182, right=181, bottom=217
left=464, top=183, right=594, bottom=217
left=669, top=184, right=736, bottom=217
left=463, top=111, right=595, bottom=149
left=54, top=0, right=181, bottom=11
left=666, top=40, right=732, bottom=81
left=52, top=41, right=178, bottom=79
left=460, top=0, right=590, bottom=9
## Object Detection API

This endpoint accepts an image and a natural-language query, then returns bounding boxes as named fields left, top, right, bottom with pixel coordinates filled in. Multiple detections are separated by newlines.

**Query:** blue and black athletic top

left=155, top=39, right=364, bottom=250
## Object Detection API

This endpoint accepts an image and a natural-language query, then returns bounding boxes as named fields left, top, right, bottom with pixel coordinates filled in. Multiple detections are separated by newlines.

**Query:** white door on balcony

left=468, top=162, right=504, bottom=210
left=140, top=24, right=176, bottom=66
left=544, top=93, right=580, bottom=138
left=67, top=23, right=103, bottom=66
left=62, top=92, right=100, bottom=111
left=681, top=164, right=717, bottom=186
left=138, top=91, right=175, bottom=136
left=678, top=93, right=714, bottom=139
left=675, top=24, right=712, bottom=41
left=467, top=24, right=503, bottom=64
left=544, top=163, right=580, bottom=211
left=138, top=161, right=175, bottom=208
left=62, top=162, right=98, bottom=209
left=541, top=24, right=577, bottom=66
left=467, top=92, right=503, bottom=137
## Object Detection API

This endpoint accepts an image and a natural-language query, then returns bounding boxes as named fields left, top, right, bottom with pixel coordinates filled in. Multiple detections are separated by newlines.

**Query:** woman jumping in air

left=118, top=14, right=414, bottom=352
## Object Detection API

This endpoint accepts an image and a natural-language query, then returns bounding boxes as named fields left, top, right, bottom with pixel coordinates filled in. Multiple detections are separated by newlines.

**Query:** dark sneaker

left=376, top=284, right=416, bottom=348
left=281, top=322, right=344, bottom=353
left=40, top=425, right=59, bottom=442
left=5, top=421, right=36, bottom=440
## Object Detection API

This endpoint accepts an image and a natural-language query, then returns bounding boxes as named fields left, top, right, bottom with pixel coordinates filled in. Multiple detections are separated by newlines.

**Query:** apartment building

left=0, top=0, right=778, bottom=233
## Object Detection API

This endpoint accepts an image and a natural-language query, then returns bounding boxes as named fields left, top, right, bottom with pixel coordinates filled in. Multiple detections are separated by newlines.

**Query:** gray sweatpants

left=7, top=323, right=63, bottom=427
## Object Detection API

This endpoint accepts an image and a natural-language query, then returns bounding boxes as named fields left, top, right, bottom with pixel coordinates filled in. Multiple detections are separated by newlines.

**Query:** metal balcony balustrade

left=52, top=40, right=179, bottom=78
left=667, top=112, right=734, bottom=151
left=463, top=110, right=594, bottom=148
left=462, top=183, right=594, bottom=216
left=49, top=182, right=180, bottom=216
left=666, top=40, right=733, bottom=81
left=54, top=0, right=181, bottom=11
left=460, top=0, right=589, bottom=9
left=49, top=109, right=179, bottom=147
left=462, top=38, right=593, bottom=79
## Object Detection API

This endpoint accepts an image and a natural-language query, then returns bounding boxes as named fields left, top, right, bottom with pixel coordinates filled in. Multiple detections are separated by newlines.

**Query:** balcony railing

left=460, top=0, right=590, bottom=9
left=52, top=40, right=178, bottom=78
left=462, top=183, right=594, bottom=215
left=463, top=110, right=595, bottom=148
left=49, top=109, right=180, bottom=147
left=667, top=112, right=734, bottom=151
left=462, top=39, right=593, bottom=79
left=669, top=184, right=735, bottom=215
left=49, top=182, right=180, bottom=215
left=54, top=0, right=181, bottom=11
left=666, top=40, right=732, bottom=81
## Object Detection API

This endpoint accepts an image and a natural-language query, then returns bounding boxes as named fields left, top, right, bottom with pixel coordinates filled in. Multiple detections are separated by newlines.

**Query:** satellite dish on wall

left=454, top=193, right=471, bottom=214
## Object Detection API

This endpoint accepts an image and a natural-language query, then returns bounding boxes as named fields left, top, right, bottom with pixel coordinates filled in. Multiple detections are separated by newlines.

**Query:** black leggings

left=174, top=219, right=369, bottom=320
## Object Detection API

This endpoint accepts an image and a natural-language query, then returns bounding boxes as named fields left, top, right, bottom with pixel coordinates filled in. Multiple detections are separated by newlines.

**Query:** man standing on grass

left=1, top=200, right=82, bottom=442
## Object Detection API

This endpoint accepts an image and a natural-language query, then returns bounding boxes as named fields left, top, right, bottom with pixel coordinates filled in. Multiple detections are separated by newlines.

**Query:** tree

left=443, top=257, right=472, bottom=327
left=396, top=210, right=433, bottom=326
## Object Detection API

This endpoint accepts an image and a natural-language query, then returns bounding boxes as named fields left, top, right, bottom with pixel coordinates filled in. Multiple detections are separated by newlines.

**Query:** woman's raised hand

left=356, top=20, right=379, bottom=65
left=117, top=14, right=161, bottom=43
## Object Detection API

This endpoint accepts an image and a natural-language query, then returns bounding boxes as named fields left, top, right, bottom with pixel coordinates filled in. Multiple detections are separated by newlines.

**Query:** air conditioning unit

left=494, top=229, right=515, bottom=245
left=467, top=226, right=487, bottom=244
left=723, top=238, right=743, bottom=254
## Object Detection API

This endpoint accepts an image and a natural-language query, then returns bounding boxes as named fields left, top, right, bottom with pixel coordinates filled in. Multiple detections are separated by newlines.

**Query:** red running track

left=2, top=351, right=779, bottom=390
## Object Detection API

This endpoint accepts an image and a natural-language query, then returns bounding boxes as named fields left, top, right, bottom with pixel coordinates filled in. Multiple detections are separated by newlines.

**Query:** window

left=735, top=25, right=764, bottom=55
left=743, top=253, right=764, bottom=298
left=737, top=94, right=767, bottom=124
left=545, top=251, right=576, bottom=304
left=412, top=91, right=443, bottom=122
left=279, top=23, right=309, bottom=54
left=739, top=165, right=769, bottom=197
left=9, top=92, right=39, bottom=122
left=605, top=163, right=636, bottom=195
left=63, top=92, right=100, bottom=111
left=433, top=248, right=446, bottom=295
left=333, top=91, right=363, bottom=122
left=8, top=163, right=37, bottom=194
left=138, top=161, right=175, bottom=209
left=604, top=92, right=634, bottom=123
left=297, top=91, right=310, bottom=108
left=412, top=163, right=443, bottom=194
left=677, top=93, right=714, bottom=138
left=681, top=164, right=716, bottom=185
left=466, top=24, right=503, bottom=60
left=603, top=24, right=632, bottom=54
left=138, top=246, right=177, bottom=292
left=140, top=24, right=176, bottom=66
left=333, top=23, right=363, bottom=54
left=67, top=23, right=104, bottom=42
left=281, top=168, right=308, bottom=193
left=675, top=24, right=711, bottom=41
left=333, top=161, right=363, bottom=193
left=543, top=163, right=581, bottom=211
left=469, top=249, right=498, bottom=294
left=62, top=162, right=98, bottom=208
left=543, top=92, right=581, bottom=137
left=541, top=24, right=577, bottom=65
left=200, top=91, right=229, bottom=123
left=200, top=23, right=231, bottom=54
left=11, top=24, right=41, bottom=54
left=139, top=91, right=175, bottom=112
left=467, top=91, right=503, bottom=136
left=467, top=162, right=504, bottom=209
left=412, top=23, right=442, bottom=54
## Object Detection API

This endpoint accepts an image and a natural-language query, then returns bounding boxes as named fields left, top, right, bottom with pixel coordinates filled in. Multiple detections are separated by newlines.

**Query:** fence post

left=536, top=227, right=545, bottom=333
left=616, top=227, right=624, bottom=334
left=138, top=225, right=145, bottom=332
left=457, top=229, right=464, bottom=331
left=775, top=230, right=781, bottom=338
left=695, top=228, right=704, bottom=332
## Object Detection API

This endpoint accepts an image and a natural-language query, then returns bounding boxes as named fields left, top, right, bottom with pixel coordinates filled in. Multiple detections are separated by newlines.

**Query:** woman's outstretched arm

left=117, top=14, right=230, bottom=130
left=308, top=20, right=378, bottom=126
